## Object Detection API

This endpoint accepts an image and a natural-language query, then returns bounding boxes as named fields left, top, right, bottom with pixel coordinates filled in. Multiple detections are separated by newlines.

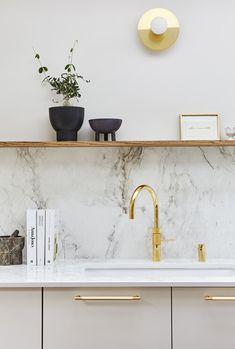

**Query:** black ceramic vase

left=49, top=106, right=84, bottom=141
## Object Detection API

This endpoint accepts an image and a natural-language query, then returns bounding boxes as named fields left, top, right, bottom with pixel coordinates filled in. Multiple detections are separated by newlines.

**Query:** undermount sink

left=84, top=262, right=235, bottom=278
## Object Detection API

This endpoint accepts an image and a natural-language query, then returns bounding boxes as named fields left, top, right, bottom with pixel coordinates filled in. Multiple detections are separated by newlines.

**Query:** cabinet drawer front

left=44, top=288, right=171, bottom=349
left=173, top=288, right=235, bottom=349
left=0, top=288, right=41, bottom=349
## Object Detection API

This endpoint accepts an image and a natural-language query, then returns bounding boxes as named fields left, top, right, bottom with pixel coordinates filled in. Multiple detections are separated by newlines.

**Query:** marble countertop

left=1, top=259, right=235, bottom=287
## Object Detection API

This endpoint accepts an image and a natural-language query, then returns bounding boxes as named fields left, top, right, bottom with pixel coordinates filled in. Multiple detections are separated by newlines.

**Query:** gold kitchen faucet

left=129, top=184, right=161, bottom=262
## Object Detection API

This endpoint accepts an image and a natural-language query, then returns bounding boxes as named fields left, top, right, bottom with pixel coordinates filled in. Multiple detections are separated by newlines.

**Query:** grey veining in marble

left=0, top=146, right=235, bottom=261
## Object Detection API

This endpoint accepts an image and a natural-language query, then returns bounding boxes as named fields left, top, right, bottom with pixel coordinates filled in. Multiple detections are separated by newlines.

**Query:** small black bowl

left=89, top=118, right=122, bottom=141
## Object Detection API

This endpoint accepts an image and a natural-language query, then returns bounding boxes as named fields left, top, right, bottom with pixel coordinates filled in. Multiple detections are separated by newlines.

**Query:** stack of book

left=27, top=209, right=57, bottom=266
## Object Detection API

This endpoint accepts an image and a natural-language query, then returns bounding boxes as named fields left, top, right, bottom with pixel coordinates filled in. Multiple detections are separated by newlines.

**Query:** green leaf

left=70, top=48, right=73, bottom=53
left=43, top=66, right=48, bottom=72
left=38, top=67, right=43, bottom=74
left=65, top=64, right=70, bottom=70
left=68, top=67, right=71, bottom=73
left=35, top=53, right=40, bottom=59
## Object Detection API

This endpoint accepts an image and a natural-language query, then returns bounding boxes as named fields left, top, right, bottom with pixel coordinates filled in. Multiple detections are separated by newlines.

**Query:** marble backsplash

left=0, top=146, right=235, bottom=261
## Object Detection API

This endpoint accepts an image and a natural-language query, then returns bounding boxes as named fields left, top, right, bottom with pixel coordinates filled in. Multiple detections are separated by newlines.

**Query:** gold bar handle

left=74, top=295, right=141, bottom=301
left=205, top=296, right=235, bottom=301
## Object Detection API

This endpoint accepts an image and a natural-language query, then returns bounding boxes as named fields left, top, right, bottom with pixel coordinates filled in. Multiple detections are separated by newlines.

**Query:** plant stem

left=69, top=40, right=78, bottom=65
left=33, top=47, right=48, bottom=78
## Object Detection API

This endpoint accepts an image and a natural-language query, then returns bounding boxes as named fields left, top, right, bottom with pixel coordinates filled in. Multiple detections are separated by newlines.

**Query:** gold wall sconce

left=138, top=8, right=180, bottom=51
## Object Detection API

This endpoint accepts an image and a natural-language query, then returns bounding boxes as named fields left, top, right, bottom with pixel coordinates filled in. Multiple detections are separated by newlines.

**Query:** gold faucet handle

left=161, top=233, right=176, bottom=242
left=162, top=238, right=175, bottom=242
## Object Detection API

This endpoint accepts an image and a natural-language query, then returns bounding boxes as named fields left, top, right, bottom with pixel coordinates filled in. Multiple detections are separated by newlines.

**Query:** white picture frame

left=180, top=114, right=220, bottom=141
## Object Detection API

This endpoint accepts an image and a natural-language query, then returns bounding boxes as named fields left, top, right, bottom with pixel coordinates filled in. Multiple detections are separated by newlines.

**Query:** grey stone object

left=0, top=231, right=25, bottom=265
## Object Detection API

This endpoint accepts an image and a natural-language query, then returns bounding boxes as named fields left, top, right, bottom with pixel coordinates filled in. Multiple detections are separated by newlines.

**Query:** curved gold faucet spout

left=129, top=184, right=160, bottom=262
left=129, top=185, right=159, bottom=228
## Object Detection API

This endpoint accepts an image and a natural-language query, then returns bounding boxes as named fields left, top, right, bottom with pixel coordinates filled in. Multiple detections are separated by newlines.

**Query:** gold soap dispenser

left=198, top=243, right=206, bottom=262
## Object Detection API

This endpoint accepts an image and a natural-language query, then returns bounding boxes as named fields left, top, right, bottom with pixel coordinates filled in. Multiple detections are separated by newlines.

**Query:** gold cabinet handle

left=205, top=296, right=235, bottom=301
left=74, top=295, right=141, bottom=301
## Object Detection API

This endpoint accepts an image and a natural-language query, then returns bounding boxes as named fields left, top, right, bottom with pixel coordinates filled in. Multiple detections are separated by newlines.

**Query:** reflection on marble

left=0, top=146, right=235, bottom=261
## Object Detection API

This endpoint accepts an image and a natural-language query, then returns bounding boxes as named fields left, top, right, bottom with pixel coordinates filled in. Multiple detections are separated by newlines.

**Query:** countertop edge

left=2, top=281, right=235, bottom=288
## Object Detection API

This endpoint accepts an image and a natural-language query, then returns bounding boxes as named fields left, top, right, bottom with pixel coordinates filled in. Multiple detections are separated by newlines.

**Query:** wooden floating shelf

left=0, top=140, right=234, bottom=148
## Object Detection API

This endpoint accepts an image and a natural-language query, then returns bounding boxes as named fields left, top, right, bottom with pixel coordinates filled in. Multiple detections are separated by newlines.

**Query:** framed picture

left=180, top=114, right=220, bottom=141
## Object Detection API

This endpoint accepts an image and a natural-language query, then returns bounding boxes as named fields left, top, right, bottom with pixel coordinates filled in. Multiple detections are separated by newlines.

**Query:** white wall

left=0, top=1, right=235, bottom=261
left=0, top=0, right=234, bottom=141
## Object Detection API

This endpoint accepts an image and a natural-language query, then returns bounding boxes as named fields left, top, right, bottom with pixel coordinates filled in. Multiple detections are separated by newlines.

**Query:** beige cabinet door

left=173, top=288, right=235, bottom=349
left=44, top=287, right=171, bottom=349
left=0, top=288, right=41, bottom=349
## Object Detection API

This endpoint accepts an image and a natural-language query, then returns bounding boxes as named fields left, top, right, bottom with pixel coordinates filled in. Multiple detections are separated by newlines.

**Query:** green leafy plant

left=34, top=41, right=89, bottom=105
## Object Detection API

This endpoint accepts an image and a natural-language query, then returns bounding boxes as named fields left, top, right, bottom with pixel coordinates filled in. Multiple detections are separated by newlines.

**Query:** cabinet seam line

left=171, top=287, right=173, bottom=349
left=41, top=287, right=44, bottom=349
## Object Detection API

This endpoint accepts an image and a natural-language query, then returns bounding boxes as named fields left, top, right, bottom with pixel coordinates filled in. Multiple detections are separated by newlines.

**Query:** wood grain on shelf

left=0, top=140, right=234, bottom=148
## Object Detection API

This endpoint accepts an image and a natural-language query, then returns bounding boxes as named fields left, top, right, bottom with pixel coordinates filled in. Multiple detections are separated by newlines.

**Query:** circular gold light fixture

left=138, top=8, right=180, bottom=51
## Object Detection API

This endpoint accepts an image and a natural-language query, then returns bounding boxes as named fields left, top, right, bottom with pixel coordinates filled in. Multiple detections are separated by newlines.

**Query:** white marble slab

left=0, top=146, right=235, bottom=261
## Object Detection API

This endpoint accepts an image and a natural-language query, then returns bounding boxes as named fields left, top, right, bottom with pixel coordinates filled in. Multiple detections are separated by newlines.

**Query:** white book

left=36, top=209, right=46, bottom=266
left=45, top=209, right=56, bottom=265
left=26, top=209, right=37, bottom=266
